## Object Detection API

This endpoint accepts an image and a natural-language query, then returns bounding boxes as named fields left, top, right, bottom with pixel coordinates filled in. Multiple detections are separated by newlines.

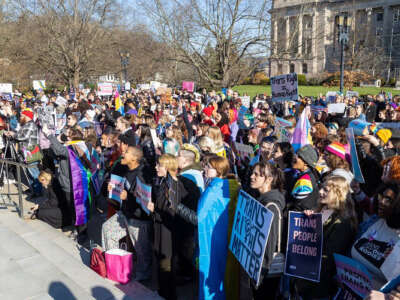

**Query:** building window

left=290, top=63, right=295, bottom=73
left=278, top=64, right=283, bottom=74
left=394, top=9, right=400, bottom=24
left=376, top=12, right=383, bottom=22
left=302, top=63, right=308, bottom=74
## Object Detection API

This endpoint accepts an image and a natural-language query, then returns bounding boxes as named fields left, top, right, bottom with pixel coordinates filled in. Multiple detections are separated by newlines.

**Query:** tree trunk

left=73, top=69, right=80, bottom=89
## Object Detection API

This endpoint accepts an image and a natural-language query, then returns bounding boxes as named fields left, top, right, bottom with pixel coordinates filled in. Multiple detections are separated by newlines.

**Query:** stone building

left=269, top=0, right=400, bottom=80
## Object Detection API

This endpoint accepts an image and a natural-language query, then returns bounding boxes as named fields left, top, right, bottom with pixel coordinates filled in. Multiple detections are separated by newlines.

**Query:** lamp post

left=336, top=15, right=350, bottom=94
left=119, top=51, right=130, bottom=89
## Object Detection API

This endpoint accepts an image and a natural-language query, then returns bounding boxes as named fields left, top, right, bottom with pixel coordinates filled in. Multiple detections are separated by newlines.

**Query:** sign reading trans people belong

left=285, top=211, right=323, bottom=282
left=229, top=189, right=274, bottom=286
left=271, top=73, right=298, bottom=102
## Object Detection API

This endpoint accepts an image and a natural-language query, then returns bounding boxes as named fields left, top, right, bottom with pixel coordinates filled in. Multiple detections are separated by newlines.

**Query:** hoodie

left=257, top=189, right=286, bottom=276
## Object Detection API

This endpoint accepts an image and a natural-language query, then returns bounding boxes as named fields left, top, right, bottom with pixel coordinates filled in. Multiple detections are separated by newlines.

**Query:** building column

left=312, top=12, right=318, bottom=76
left=298, top=15, right=303, bottom=55
left=274, top=19, right=278, bottom=55
left=383, top=6, right=392, bottom=47
left=286, top=17, right=290, bottom=52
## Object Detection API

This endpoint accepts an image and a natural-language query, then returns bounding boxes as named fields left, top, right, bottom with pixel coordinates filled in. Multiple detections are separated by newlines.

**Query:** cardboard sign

left=271, top=73, right=298, bottom=102
left=334, top=254, right=372, bottom=300
left=234, top=142, right=254, bottom=160
left=285, top=211, right=323, bottom=282
left=328, top=103, right=346, bottom=114
left=346, top=91, right=359, bottom=98
left=135, top=177, right=152, bottom=215
left=33, top=80, right=46, bottom=90
left=182, top=81, right=195, bottom=92
left=345, top=128, right=365, bottom=183
left=229, top=190, right=274, bottom=285
left=109, top=174, right=126, bottom=204
left=0, top=83, right=12, bottom=94
left=241, top=96, right=251, bottom=108
left=97, top=82, right=113, bottom=96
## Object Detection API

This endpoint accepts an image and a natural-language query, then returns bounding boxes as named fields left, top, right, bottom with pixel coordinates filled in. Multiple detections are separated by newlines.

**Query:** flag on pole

left=115, top=90, right=124, bottom=115
left=291, top=106, right=313, bottom=152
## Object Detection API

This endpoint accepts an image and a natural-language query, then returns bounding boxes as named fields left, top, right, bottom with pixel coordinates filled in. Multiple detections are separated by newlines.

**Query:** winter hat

left=377, top=129, right=392, bottom=145
left=325, top=141, right=346, bottom=160
left=297, top=145, right=318, bottom=168
left=181, top=143, right=200, bottom=163
left=21, top=108, right=34, bottom=120
left=202, top=106, right=214, bottom=117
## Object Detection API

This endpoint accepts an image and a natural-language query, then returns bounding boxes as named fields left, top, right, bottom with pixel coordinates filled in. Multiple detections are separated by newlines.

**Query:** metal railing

left=0, top=158, right=35, bottom=218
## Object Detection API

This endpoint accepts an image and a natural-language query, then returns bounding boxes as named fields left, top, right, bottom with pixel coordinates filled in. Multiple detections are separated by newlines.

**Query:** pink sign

left=182, top=81, right=195, bottom=92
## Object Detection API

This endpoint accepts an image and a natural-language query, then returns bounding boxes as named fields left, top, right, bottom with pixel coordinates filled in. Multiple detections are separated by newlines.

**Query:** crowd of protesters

left=1, top=86, right=400, bottom=300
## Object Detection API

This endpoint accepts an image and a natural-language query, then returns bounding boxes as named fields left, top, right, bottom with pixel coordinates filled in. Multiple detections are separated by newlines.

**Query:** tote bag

left=105, top=248, right=133, bottom=284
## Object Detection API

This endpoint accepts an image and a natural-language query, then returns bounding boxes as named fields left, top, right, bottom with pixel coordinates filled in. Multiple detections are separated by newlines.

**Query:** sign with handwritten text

left=229, top=190, right=274, bottom=285
left=271, top=73, right=298, bottom=102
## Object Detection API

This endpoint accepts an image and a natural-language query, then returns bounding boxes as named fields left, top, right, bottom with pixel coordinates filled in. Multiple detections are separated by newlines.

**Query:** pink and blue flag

left=291, top=106, right=313, bottom=152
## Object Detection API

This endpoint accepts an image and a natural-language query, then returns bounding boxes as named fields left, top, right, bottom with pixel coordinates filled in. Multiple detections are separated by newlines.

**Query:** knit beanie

left=325, top=141, right=346, bottom=160
left=21, top=108, right=34, bottom=120
left=297, top=145, right=318, bottom=168
left=376, top=129, right=392, bottom=145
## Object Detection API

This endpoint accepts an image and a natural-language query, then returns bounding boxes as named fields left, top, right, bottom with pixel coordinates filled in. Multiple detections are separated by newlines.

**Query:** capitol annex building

left=269, top=0, right=400, bottom=80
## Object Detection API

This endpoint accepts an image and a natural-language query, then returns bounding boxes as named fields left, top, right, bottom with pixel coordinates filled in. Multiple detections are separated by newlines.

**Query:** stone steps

left=0, top=208, right=162, bottom=300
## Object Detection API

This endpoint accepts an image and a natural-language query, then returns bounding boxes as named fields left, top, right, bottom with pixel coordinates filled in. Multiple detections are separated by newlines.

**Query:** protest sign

left=150, top=128, right=162, bottom=149
left=1, top=93, right=12, bottom=101
left=381, top=240, right=400, bottom=281
left=241, top=96, right=251, bottom=108
left=33, top=80, right=46, bottom=90
left=346, top=91, right=359, bottom=98
left=182, top=81, right=195, bottom=92
left=326, top=91, right=338, bottom=102
left=271, top=73, right=298, bottom=102
left=109, top=174, right=126, bottom=204
left=253, top=100, right=266, bottom=109
left=56, top=114, right=66, bottom=134
left=285, top=211, right=323, bottom=282
left=345, top=128, right=365, bottom=183
left=135, top=177, right=152, bottom=215
left=137, top=83, right=150, bottom=90
left=150, top=81, right=161, bottom=90
left=275, top=117, right=293, bottom=128
left=311, top=105, right=328, bottom=114
left=275, top=117, right=293, bottom=143
left=333, top=254, right=372, bottom=300
left=348, top=119, right=371, bottom=136
left=238, top=106, right=249, bottom=129
left=229, top=189, right=274, bottom=285
left=380, top=274, right=400, bottom=293
left=234, top=142, right=254, bottom=160
left=0, top=83, right=12, bottom=94
left=328, top=103, right=346, bottom=114
left=97, top=82, right=113, bottom=96
left=55, top=96, right=67, bottom=107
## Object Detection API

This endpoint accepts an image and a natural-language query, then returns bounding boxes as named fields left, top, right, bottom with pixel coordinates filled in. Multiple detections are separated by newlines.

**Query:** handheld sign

left=241, top=96, right=251, bottom=108
left=346, top=91, right=359, bottom=98
left=326, top=91, right=337, bottom=103
left=229, top=190, right=274, bottom=286
left=328, top=103, right=346, bottom=114
left=380, top=274, right=400, bottom=293
left=275, top=117, right=293, bottom=143
left=97, top=82, right=113, bottom=96
left=284, top=211, right=323, bottom=282
left=271, top=73, right=298, bottom=102
left=333, top=254, right=372, bottom=300
left=109, top=174, right=126, bottom=204
left=0, top=83, right=12, bottom=94
left=182, top=81, right=195, bottom=92
left=345, top=128, right=365, bottom=183
left=33, top=80, right=46, bottom=91
left=135, top=177, right=152, bottom=215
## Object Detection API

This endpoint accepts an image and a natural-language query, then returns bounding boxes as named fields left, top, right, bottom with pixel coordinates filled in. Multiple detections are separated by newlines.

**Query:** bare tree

left=12, top=0, right=120, bottom=88
left=141, top=0, right=270, bottom=88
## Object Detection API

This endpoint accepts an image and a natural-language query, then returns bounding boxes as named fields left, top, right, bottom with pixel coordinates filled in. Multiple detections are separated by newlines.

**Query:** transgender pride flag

left=114, top=90, right=124, bottom=116
left=291, top=106, right=313, bottom=152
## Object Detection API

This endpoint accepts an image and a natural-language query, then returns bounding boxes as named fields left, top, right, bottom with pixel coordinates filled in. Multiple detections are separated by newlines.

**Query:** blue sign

left=229, top=189, right=274, bottom=286
left=284, top=211, right=323, bottom=282
left=380, top=274, right=400, bottom=293
left=238, top=105, right=249, bottom=130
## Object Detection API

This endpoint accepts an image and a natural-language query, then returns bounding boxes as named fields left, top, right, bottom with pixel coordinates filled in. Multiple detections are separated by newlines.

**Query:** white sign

left=55, top=96, right=68, bottom=107
left=150, top=81, right=161, bottom=90
left=137, top=84, right=150, bottom=90
left=229, top=190, right=274, bottom=285
left=241, top=96, right=251, bottom=108
left=328, top=103, right=346, bottom=114
left=97, top=82, right=113, bottom=96
left=326, top=91, right=337, bottom=102
left=346, top=91, right=359, bottom=98
left=125, top=82, right=131, bottom=91
left=0, top=83, right=12, bottom=94
left=33, top=80, right=46, bottom=90
left=271, top=73, right=298, bottom=102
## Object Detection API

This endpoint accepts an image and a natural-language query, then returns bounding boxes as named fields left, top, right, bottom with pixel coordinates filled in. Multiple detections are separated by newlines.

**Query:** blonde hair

left=38, top=170, right=52, bottom=182
left=198, top=136, right=216, bottom=153
left=319, top=176, right=357, bottom=229
left=207, top=126, right=224, bottom=149
left=158, top=154, right=178, bottom=176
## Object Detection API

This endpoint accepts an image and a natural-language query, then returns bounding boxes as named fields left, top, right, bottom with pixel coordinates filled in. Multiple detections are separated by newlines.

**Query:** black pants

left=252, top=276, right=281, bottom=300
left=158, top=255, right=178, bottom=300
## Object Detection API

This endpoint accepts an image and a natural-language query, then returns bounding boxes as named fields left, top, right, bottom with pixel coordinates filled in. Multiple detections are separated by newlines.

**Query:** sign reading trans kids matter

left=285, top=211, right=323, bottom=282
left=271, top=73, right=298, bottom=102
left=229, top=189, right=274, bottom=286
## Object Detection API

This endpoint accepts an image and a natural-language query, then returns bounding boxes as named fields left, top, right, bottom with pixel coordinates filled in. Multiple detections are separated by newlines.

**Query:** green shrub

left=388, top=77, right=396, bottom=86
left=307, top=77, right=321, bottom=86
left=297, top=74, right=307, bottom=85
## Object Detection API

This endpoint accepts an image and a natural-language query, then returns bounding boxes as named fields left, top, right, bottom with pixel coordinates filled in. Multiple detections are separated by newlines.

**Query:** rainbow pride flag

left=115, top=90, right=124, bottom=116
